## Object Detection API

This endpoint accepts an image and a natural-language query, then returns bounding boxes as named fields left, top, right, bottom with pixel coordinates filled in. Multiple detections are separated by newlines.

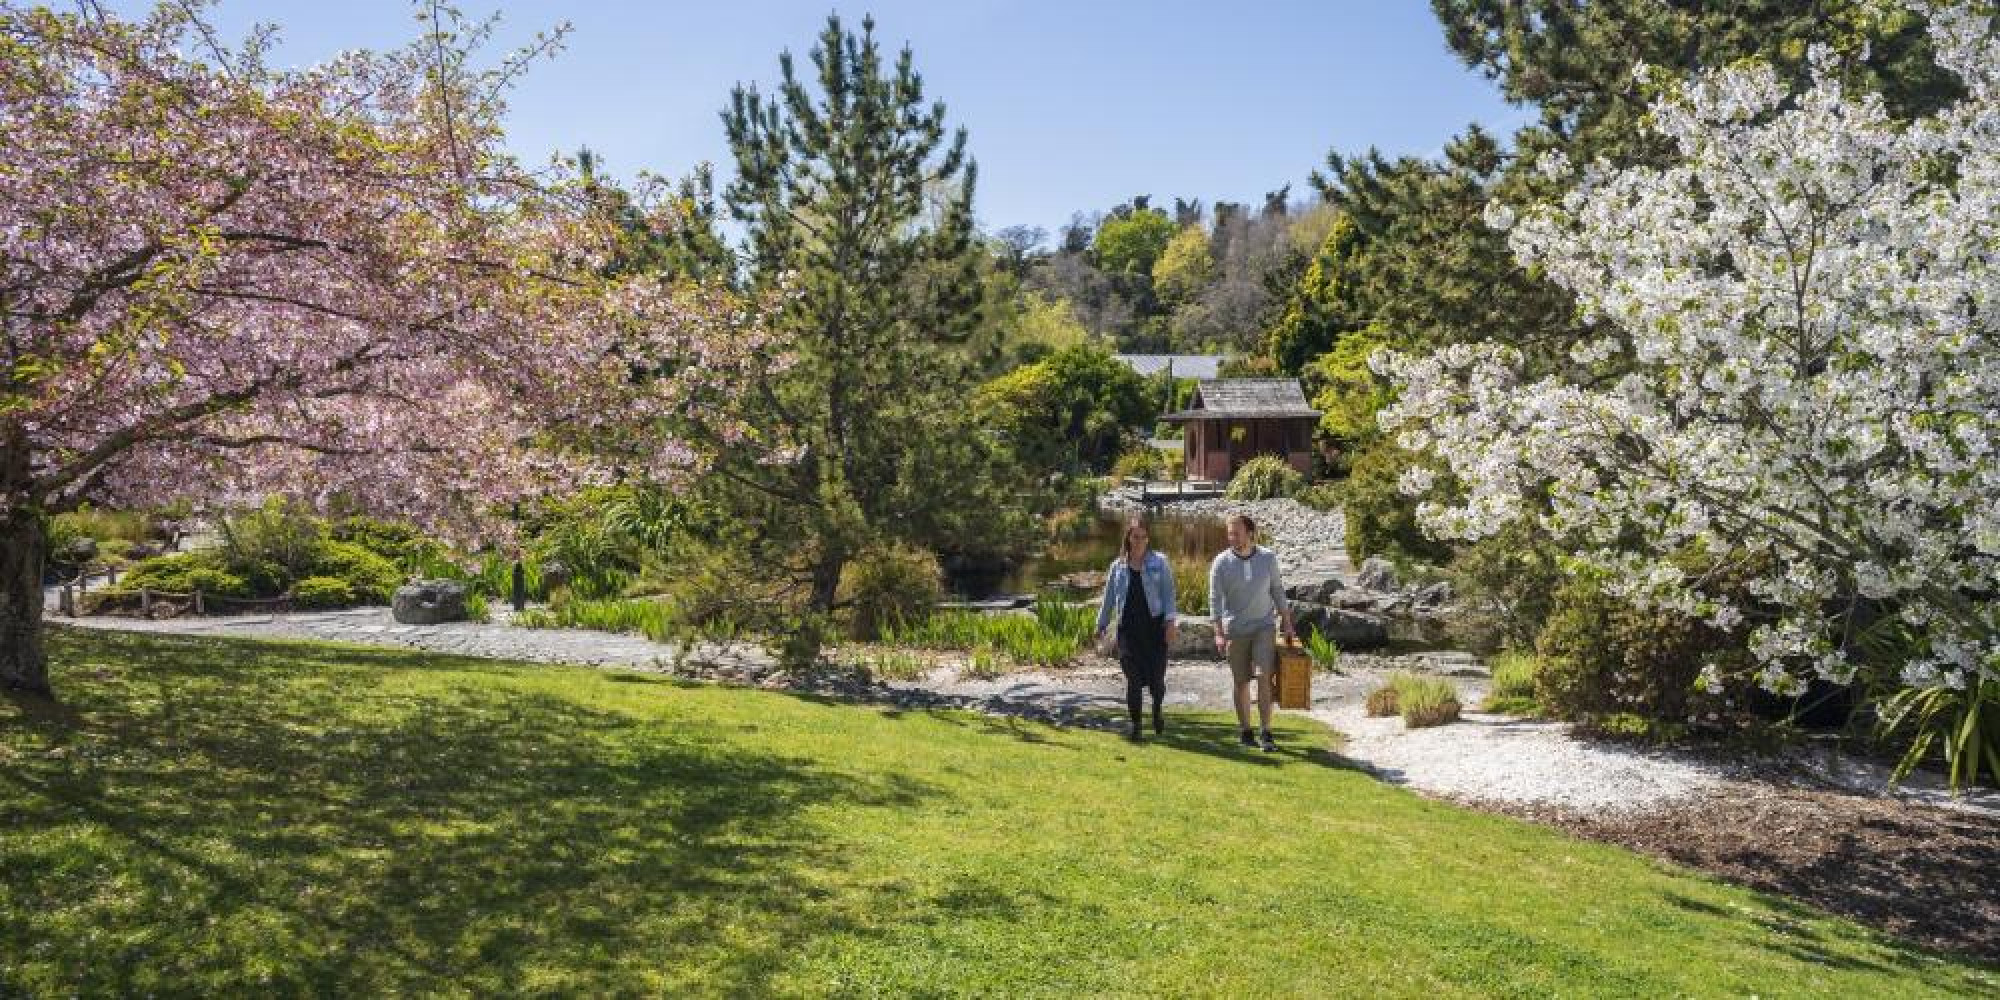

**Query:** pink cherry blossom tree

left=0, top=2, right=772, bottom=695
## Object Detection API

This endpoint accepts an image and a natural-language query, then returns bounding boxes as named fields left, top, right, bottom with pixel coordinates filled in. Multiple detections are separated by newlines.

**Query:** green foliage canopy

left=1093, top=208, right=1176, bottom=276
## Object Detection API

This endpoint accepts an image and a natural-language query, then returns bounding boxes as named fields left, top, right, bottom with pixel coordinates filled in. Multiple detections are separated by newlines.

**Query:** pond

left=949, top=511, right=1229, bottom=599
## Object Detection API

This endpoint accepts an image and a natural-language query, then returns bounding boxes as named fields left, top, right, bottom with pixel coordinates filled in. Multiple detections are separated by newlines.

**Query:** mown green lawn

left=2, top=629, right=1992, bottom=998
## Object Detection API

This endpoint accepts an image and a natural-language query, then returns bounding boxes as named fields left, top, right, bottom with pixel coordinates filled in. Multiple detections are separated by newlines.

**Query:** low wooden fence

left=49, top=565, right=299, bottom=620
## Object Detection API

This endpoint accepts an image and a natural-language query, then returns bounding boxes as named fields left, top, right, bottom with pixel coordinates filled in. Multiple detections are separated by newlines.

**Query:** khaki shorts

left=1225, top=628, right=1278, bottom=684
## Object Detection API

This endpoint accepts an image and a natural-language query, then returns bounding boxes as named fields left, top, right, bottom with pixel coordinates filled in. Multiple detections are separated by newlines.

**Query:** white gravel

left=1310, top=682, right=1740, bottom=814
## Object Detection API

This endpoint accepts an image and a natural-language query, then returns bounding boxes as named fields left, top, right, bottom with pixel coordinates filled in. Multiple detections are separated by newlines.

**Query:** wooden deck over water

left=1119, top=477, right=1226, bottom=503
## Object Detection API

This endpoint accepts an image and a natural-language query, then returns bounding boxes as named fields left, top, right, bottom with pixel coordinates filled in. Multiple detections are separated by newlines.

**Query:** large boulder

left=1289, top=601, right=1330, bottom=637
left=1330, top=588, right=1377, bottom=610
left=1285, top=577, right=1345, bottom=604
left=1289, top=601, right=1392, bottom=649
left=1356, top=556, right=1399, bottom=593
left=1322, top=609, right=1391, bottom=648
left=57, top=536, right=98, bottom=565
left=1414, top=580, right=1454, bottom=609
left=538, top=560, right=571, bottom=591
left=1168, top=618, right=1219, bottom=660
left=392, top=580, right=469, bottom=625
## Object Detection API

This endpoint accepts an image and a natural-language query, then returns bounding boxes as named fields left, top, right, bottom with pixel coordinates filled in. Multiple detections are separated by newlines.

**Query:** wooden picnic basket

left=1275, top=639, right=1313, bottom=710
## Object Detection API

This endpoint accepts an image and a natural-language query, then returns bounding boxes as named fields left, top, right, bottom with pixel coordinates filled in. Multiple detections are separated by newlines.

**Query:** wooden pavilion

left=1161, top=378, right=1321, bottom=483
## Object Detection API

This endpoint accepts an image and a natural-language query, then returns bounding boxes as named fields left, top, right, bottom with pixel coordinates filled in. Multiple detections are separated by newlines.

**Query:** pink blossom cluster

left=1, top=3, right=782, bottom=541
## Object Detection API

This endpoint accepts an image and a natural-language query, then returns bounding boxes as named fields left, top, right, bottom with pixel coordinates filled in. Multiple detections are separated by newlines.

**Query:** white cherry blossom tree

left=1378, top=3, right=2000, bottom=784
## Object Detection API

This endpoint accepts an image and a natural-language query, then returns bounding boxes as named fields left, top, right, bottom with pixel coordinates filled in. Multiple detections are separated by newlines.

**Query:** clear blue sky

left=115, top=1, right=1532, bottom=236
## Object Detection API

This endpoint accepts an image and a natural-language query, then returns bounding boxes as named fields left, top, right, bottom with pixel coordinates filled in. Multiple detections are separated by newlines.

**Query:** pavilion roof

left=1162, top=378, right=1321, bottom=422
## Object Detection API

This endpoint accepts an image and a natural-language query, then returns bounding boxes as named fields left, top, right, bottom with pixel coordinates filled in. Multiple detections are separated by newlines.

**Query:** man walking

left=1210, top=513, right=1295, bottom=752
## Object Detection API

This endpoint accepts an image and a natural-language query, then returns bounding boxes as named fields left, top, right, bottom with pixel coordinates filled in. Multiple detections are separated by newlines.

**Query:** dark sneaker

left=1127, top=721, right=1144, bottom=741
left=1239, top=729, right=1257, bottom=748
left=1259, top=732, right=1278, bottom=753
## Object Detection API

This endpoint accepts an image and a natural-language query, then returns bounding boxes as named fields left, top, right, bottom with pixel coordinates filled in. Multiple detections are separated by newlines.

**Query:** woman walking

left=1094, top=515, right=1179, bottom=739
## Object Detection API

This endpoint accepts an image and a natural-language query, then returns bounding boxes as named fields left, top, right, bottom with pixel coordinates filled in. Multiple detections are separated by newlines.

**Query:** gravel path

left=49, top=605, right=772, bottom=674
left=1312, top=696, right=1741, bottom=813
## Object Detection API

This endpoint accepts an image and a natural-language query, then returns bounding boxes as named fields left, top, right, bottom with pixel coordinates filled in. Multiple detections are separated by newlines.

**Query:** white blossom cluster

left=1377, top=4, right=2000, bottom=695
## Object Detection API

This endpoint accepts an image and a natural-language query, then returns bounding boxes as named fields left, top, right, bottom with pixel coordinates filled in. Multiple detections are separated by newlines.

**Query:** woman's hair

left=1122, top=514, right=1150, bottom=563
left=1228, top=513, right=1257, bottom=535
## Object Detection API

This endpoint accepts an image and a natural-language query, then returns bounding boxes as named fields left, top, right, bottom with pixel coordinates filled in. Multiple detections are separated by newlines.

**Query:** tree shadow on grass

left=1655, top=889, right=1994, bottom=987
left=1, top=630, right=934, bottom=997
left=840, top=694, right=1347, bottom=771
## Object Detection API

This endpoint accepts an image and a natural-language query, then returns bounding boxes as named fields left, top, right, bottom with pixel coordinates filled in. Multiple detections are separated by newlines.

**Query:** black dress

left=1118, top=562, right=1168, bottom=728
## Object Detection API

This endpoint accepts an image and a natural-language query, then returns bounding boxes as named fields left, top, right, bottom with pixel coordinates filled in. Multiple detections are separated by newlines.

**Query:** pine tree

left=705, top=14, right=1028, bottom=646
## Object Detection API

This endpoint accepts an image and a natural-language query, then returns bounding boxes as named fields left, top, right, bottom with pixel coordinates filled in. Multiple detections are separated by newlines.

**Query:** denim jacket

left=1094, top=549, right=1178, bottom=635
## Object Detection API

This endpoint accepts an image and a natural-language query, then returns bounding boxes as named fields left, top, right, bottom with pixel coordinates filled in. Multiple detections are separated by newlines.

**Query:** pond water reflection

left=952, top=512, right=1229, bottom=599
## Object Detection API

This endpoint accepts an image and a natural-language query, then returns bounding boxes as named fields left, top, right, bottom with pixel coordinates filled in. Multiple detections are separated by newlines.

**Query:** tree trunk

left=809, top=547, right=844, bottom=616
left=0, top=508, right=49, bottom=696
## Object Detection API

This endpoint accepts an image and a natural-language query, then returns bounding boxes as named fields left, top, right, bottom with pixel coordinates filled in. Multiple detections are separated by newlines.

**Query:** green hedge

left=116, top=539, right=402, bottom=608
left=118, top=554, right=251, bottom=597
left=308, top=542, right=402, bottom=604
left=291, top=576, right=357, bottom=609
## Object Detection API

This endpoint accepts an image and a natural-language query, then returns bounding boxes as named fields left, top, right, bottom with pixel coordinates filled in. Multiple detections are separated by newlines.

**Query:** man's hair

left=1228, top=513, right=1256, bottom=534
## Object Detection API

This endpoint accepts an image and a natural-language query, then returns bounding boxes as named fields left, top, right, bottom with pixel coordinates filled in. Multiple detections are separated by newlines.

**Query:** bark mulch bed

left=1479, top=783, right=2000, bottom=963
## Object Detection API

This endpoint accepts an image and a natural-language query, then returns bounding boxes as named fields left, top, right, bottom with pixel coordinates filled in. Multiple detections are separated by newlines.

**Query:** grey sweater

left=1209, top=545, right=1285, bottom=638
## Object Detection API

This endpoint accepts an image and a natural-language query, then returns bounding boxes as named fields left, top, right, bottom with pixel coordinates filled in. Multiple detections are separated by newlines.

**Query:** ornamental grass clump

left=879, top=601, right=1090, bottom=669
left=1364, top=673, right=1409, bottom=717
left=516, top=597, right=677, bottom=643
left=1224, top=455, right=1305, bottom=501
left=1366, top=672, right=1461, bottom=727
left=1169, top=552, right=1210, bottom=615
left=1481, top=652, right=1541, bottom=716
left=1397, top=676, right=1462, bottom=729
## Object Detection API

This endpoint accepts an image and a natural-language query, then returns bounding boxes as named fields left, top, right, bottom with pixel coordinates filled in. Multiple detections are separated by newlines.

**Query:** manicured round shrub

left=308, top=541, right=403, bottom=604
left=329, top=516, right=445, bottom=570
left=291, top=576, right=357, bottom=609
left=1225, top=455, right=1305, bottom=501
left=119, top=553, right=252, bottom=597
left=838, top=544, right=944, bottom=640
left=177, top=567, right=252, bottom=598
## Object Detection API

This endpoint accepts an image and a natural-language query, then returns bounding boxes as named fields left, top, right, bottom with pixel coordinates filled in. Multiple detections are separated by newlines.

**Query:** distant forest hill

left=991, top=189, right=1334, bottom=360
